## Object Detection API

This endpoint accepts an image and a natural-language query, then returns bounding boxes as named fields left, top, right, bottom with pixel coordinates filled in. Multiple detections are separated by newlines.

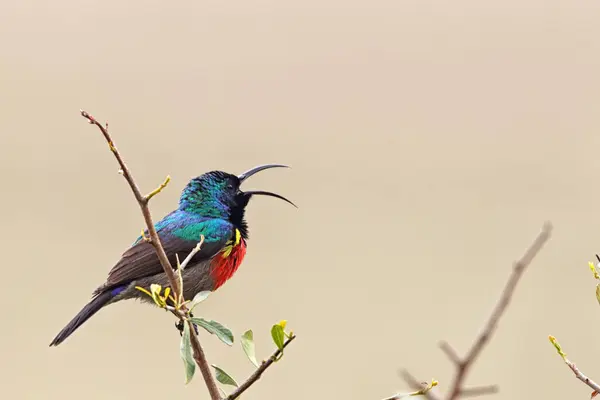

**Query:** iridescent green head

left=179, top=164, right=296, bottom=235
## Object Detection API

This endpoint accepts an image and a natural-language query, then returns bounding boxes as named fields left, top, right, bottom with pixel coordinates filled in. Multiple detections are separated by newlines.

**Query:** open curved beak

left=238, top=164, right=297, bottom=208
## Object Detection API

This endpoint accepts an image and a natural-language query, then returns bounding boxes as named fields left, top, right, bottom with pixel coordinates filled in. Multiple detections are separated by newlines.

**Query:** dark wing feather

left=95, top=219, right=233, bottom=295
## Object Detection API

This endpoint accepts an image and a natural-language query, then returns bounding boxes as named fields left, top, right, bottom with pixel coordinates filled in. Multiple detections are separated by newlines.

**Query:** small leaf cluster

left=210, top=320, right=293, bottom=395
left=133, top=250, right=295, bottom=391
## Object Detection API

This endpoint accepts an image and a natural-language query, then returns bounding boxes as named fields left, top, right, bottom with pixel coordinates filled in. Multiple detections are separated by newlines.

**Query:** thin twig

left=225, top=334, right=297, bottom=400
left=176, top=235, right=205, bottom=306
left=80, top=110, right=181, bottom=296
left=439, top=342, right=461, bottom=365
left=565, top=361, right=600, bottom=394
left=400, top=222, right=553, bottom=400
left=399, top=370, right=442, bottom=400
left=549, top=336, right=600, bottom=395
left=444, top=221, right=552, bottom=399
left=179, top=235, right=205, bottom=271
left=380, top=394, right=414, bottom=400
left=458, top=386, right=498, bottom=398
left=146, top=175, right=171, bottom=201
left=80, top=110, right=221, bottom=400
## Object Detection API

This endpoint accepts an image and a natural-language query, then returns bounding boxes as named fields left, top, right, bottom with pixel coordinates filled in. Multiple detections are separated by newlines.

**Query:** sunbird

left=50, top=164, right=295, bottom=346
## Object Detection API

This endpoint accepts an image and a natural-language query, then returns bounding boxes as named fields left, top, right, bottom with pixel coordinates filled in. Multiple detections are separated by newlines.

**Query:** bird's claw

left=175, top=319, right=199, bottom=335
left=175, top=320, right=184, bottom=336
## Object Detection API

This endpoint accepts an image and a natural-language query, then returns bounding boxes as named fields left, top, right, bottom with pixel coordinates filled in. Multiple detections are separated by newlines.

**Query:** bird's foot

left=175, top=316, right=199, bottom=335
left=175, top=320, right=184, bottom=336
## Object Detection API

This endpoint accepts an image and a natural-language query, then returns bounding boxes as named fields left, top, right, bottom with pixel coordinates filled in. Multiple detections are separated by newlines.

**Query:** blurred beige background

left=1, top=0, right=600, bottom=399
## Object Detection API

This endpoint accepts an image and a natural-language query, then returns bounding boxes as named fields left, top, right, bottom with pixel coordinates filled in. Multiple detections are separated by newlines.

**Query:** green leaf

left=271, top=323, right=285, bottom=351
left=190, top=317, right=234, bottom=346
left=211, top=364, right=239, bottom=387
left=190, top=291, right=211, bottom=311
left=241, top=330, right=259, bottom=367
left=179, top=322, right=196, bottom=384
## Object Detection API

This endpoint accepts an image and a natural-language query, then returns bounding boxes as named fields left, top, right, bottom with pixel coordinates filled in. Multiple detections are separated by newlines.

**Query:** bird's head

left=179, top=164, right=296, bottom=237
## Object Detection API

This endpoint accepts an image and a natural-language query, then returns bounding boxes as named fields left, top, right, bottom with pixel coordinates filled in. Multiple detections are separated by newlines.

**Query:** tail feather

left=49, top=290, right=113, bottom=347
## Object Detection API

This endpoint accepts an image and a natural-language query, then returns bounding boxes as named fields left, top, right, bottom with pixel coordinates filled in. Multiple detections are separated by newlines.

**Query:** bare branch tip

left=439, top=341, right=462, bottom=365
left=145, top=175, right=171, bottom=202
left=80, top=109, right=94, bottom=122
left=196, top=234, right=206, bottom=250
left=399, top=369, right=421, bottom=388
left=460, top=385, right=499, bottom=398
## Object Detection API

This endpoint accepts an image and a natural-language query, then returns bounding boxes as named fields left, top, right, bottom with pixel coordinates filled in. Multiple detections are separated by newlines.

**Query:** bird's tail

left=49, top=290, right=114, bottom=347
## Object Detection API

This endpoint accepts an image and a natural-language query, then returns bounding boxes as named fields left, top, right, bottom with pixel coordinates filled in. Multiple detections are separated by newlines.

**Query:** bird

left=49, top=164, right=295, bottom=347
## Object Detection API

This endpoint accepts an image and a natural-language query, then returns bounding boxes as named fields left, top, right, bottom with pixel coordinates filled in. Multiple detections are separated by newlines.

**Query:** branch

left=80, top=110, right=221, bottom=400
left=176, top=235, right=205, bottom=305
left=400, top=221, right=553, bottom=400
left=225, top=334, right=297, bottom=400
left=80, top=110, right=181, bottom=295
left=396, top=371, right=442, bottom=400
left=178, top=235, right=205, bottom=271
left=457, top=386, right=498, bottom=398
left=549, top=336, right=600, bottom=396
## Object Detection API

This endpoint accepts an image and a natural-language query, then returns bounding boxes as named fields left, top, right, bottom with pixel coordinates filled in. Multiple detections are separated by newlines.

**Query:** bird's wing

left=96, top=214, right=234, bottom=294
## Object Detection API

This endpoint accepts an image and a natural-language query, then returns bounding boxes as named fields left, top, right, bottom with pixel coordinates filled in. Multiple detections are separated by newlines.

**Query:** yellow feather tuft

left=222, top=229, right=242, bottom=258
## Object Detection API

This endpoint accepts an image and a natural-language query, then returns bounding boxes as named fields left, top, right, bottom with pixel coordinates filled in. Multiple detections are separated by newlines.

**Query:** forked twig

left=398, top=222, right=553, bottom=400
